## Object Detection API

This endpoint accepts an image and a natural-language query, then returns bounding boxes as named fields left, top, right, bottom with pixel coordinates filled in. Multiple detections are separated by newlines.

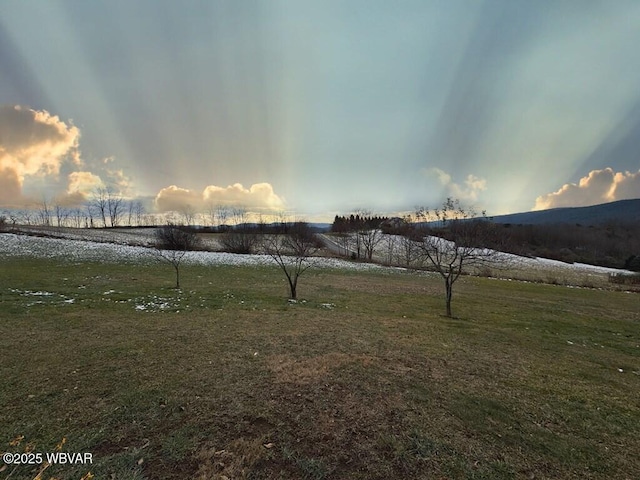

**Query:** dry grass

left=0, top=257, right=638, bottom=479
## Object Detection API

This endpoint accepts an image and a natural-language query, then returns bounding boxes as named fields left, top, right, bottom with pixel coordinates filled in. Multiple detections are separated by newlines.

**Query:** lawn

left=1, top=256, right=639, bottom=479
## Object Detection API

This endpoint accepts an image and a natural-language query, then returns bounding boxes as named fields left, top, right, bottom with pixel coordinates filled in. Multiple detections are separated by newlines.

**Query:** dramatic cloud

left=533, top=168, right=640, bottom=210
left=0, top=105, right=81, bottom=205
left=155, top=182, right=285, bottom=213
left=427, top=168, right=487, bottom=202
left=0, top=105, right=80, bottom=176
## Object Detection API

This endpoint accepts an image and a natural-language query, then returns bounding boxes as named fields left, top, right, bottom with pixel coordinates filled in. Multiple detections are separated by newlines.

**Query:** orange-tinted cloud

left=155, top=182, right=285, bottom=212
left=50, top=171, right=106, bottom=206
left=0, top=105, right=81, bottom=206
left=66, top=171, right=104, bottom=195
left=533, top=168, right=640, bottom=210
left=0, top=167, right=24, bottom=206
left=203, top=183, right=285, bottom=209
left=155, top=185, right=203, bottom=212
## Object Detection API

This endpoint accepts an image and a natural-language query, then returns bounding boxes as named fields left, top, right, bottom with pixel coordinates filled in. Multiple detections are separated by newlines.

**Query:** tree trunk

left=445, top=277, right=453, bottom=317
left=288, top=277, right=297, bottom=300
left=174, top=265, right=180, bottom=289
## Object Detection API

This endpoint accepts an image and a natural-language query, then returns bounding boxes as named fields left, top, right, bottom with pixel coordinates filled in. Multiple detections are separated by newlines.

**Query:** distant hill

left=490, top=199, right=640, bottom=226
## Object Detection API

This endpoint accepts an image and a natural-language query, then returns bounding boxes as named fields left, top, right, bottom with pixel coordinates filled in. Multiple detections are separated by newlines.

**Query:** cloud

left=66, top=171, right=104, bottom=195
left=0, top=105, right=81, bottom=205
left=155, top=185, right=204, bottom=212
left=49, top=171, right=106, bottom=206
left=533, top=168, right=640, bottom=210
left=203, top=183, right=285, bottom=209
left=0, top=105, right=80, bottom=177
left=0, top=167, right=24, bottom=206
left=155, top=182, right=285, bottom=213
left=427, top=168, right=487, bottom=202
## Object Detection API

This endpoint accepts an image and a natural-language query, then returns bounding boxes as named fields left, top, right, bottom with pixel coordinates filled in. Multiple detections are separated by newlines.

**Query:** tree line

left=475, top=221, right=640, bottom=271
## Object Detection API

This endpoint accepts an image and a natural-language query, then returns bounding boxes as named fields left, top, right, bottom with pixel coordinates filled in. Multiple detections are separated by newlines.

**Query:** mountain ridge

left=489, top=198, right=639, bottom=226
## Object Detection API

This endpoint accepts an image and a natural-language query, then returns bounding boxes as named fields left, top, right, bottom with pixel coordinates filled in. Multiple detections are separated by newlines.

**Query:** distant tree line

left=479, top=222, right=640, bottom=270
left=331, top=214, right=389, bottom=233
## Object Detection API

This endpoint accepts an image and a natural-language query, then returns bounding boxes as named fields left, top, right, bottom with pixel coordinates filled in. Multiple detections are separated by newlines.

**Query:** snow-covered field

left=0, top=233, right=385, bottom=271
left=0, top=229, right=634, bottom=288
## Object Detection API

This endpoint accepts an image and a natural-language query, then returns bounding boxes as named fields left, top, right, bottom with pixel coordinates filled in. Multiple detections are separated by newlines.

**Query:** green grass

left=0, top=257, right=638, bottom=479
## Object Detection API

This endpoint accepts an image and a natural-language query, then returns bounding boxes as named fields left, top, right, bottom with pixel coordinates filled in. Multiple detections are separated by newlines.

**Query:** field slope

left=1, top=255, right=639, bottom=479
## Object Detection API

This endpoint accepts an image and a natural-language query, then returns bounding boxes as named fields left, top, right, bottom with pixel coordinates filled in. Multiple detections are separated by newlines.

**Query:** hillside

left=490, top=198, right=640, bottom=225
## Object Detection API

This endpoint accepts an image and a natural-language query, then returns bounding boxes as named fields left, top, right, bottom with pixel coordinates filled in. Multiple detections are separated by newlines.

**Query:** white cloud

left=427, top=168, right=487, bottom=202
left=155, top=182, right=285, bottom=213
left=533, top=168, right=640, bottom=210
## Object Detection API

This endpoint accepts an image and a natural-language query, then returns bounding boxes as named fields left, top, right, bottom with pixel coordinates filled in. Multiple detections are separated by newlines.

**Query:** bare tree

left=383, top=234, right=395, bottom=265
left=180, top=205, right=197, bottom=226
left=262, top=222, right=319, bottom=300
left=69, top=208, right=85, bottom=229
left=220, top=208, right=259, bottom=253
left=396, top=215, right=422, bottom=268
left=133, top=201, right=145, bottom=227
left=359, top=227, right=383, bottom=261
left=203, top=202, right=230, bottom=228
left=351, top=210, right=384, bottom=260
left=106, top=188, right=124, bottom=227
left=53, top=203, right=69, bottom=228
left=126, top=201, right=135, bottom=227
left=415, top=198, right=504, bottom=317
left=92, top=188, right=108, bottom=227
left=153, top=223, right=201, bottom=288
left=85, top=202, right=95, bottom=228
left=37, top=198, right=52, bottom=226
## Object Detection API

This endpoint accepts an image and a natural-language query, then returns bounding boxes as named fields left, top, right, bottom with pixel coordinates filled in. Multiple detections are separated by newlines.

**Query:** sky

left=1, top=0, right=640, bottom=221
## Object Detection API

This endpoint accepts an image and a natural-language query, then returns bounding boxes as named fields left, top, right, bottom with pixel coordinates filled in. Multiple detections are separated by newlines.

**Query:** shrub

left=220, top=227, right=259, bottom=254
left=609, top=273, right=640, bottom=285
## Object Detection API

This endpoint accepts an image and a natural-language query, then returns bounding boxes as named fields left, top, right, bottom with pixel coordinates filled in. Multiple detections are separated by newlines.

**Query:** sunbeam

left=1, top=0, right=640, bottom=218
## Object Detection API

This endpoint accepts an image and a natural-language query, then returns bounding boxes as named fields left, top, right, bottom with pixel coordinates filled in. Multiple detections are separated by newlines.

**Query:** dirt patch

left=266, top=353, right=377, bottom=384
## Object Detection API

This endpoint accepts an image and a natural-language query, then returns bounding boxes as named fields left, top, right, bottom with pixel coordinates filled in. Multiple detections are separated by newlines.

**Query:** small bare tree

left=396, top=215, right=422, bottom=268
left=69, top=208, right=85, bottom=228
left=106, top=188, right=124, bottom=227
left=133, top=201, right=145, bottom=226
left=37, top=198, right=52, bottom=226
left=153, top=223, right=201, bottom=288
left=180, top=205, right=197, bottom=226
left=415, top=198, right=504, bottom=317
left=220, top=208, right=259, bottom=253
left=262, top=222, right=319, bottom=300
left=92, top=188, right=109, bottom=227
left=359, top=227, right=383, bottom=261
left=54, top=203, right=69, bottom=228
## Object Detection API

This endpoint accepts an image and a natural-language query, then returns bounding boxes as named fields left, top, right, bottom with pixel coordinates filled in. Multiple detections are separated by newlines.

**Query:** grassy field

left=1, top=256, right=639, bottom=479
